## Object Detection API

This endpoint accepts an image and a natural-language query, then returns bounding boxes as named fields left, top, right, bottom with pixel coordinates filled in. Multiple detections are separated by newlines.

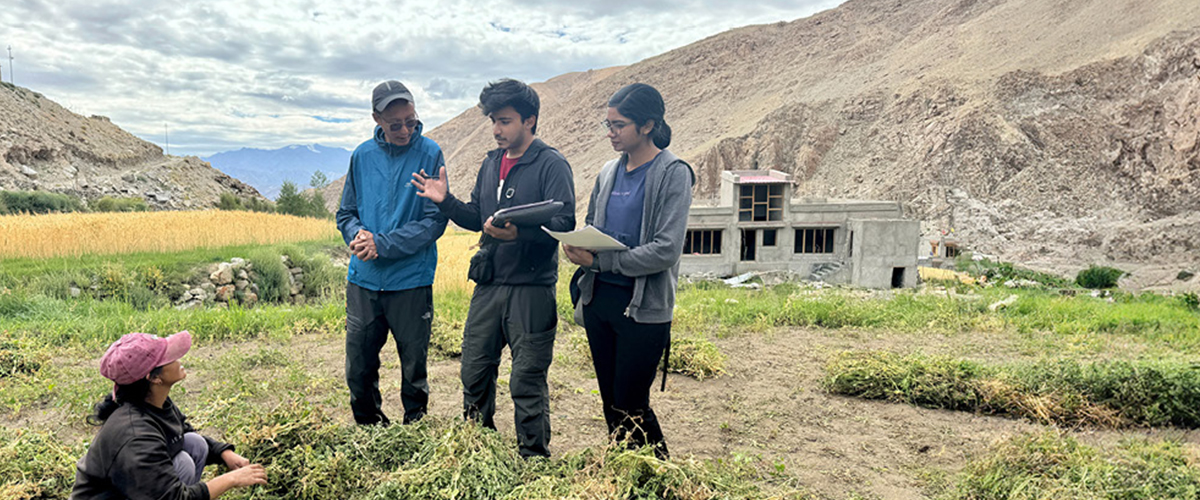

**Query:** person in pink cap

left=71, top=331, right=268, bottom=499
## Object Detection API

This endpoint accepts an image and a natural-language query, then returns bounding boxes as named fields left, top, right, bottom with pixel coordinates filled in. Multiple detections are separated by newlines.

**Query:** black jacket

left=438, top=138, right=576, bottom=286
left=71, top=399, right=234, bottom=500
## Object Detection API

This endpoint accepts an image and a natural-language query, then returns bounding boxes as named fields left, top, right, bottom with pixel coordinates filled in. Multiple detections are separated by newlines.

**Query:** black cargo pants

left=345, top=283, right=432, bottom=426
left=460, top=283, right=557, bottom=457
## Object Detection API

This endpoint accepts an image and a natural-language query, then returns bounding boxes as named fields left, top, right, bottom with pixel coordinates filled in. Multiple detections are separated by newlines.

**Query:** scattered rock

left=988, top=294, right=1019, bottom=312
left=234, top=280, right=249, bottom=291
left=69, top=287, right=81, bottom=298
left=19, top=165, right=37, bottom=178
left=242, top=292, right=259, bottom=306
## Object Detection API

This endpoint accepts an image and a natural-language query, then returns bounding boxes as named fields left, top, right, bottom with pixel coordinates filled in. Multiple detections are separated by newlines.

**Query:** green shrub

left=126, top=284, right=162, bottom=311
left=217, top=192, right=243, bottom=210
left=1179, top=292, right=1199, bottom=311
left=247, top=248, right=290, bottom=303
left=136, top=266, right=168, bottom=292
left=0, top=190, right=84, bottom=214
left=243, top=196, right=275, bottom=213
left=97, top=263, right=131, bottom=299
left=217, top=193, right=276, bottom=213
left=1076, top=265, right=1125, bottom=289
left=92, top=196, right=148, bottom=212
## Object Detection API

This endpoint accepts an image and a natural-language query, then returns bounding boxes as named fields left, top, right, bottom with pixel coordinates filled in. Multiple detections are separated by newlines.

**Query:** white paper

left=541, top=225, right=628, bottom=251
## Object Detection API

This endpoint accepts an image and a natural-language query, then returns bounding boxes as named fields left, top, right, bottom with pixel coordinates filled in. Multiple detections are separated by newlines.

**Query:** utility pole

left=164, top=123, right=170, bottom=156
left=6, top=46, right=12, bottom=86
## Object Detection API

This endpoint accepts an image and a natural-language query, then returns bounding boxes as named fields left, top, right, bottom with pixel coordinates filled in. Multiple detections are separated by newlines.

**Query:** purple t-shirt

left=597, top=154, right=655, bottom=286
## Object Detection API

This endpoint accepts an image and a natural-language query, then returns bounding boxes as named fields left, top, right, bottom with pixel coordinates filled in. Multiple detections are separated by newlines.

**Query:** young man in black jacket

left=411, top=79, right=575, bottom=458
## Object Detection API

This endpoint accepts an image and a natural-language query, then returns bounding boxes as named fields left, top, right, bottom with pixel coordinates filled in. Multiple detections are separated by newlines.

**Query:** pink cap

left=99, top=331, right=192, bottom=385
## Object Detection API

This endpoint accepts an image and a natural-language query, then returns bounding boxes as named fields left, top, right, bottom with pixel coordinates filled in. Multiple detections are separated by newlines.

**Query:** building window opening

left=683, top=230, right=722, bottom=255
left=762, top=229, right=777, bottom=247
left=944, top=244, right=961, bottom=258
left=892, top=267, right=906, bottom=288
left=794, top=228, right=835, bottom=254
left=739, top=185, right=784, bottom=222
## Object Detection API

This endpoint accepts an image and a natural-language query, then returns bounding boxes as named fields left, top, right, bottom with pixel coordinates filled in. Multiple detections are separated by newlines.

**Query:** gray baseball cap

left=372, top=80, right=415, bottom=112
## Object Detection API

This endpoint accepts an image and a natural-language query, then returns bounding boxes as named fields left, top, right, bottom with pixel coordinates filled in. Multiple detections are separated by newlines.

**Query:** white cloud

left=1, top=0, right=843, bottom=156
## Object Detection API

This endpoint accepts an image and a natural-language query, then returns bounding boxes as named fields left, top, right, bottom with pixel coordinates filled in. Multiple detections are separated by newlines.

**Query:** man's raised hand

left=411, top=166, right=449, bottom=203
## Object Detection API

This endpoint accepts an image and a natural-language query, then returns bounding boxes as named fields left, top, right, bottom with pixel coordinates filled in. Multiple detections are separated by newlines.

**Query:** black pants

left=460, top=283, right=557, bottom=457
left=345, top=283, right=432, bottom=426
left=583, top=280, right=670, bottom=457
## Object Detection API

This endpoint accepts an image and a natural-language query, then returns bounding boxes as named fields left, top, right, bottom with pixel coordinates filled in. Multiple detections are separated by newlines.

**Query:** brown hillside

left=0, top=83, right=261, bottom=209
left=332, top=0, right=1200, bottom=270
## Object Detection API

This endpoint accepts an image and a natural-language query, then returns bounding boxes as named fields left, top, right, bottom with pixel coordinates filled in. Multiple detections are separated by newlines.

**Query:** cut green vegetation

left=0, top=399, right=807, bottom=500
left=822, top=351, right=1200, bottom=428
left=945, top=431, right=1200, bottom=499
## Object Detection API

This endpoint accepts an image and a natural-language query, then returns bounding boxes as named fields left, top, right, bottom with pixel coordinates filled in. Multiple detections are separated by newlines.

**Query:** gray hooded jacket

left=575, top=149, right=695, bottom=323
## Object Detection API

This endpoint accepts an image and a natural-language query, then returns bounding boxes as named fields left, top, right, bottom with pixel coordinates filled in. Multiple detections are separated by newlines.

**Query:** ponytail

left=652, top=120, right=672, bottom=149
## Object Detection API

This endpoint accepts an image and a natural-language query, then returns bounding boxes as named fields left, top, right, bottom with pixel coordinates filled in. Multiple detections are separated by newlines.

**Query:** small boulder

left=215, top=285, right=236, bottom=302
left=209, top=263, right=234, bottom=285
left=235, top=280, right=249, bottom=291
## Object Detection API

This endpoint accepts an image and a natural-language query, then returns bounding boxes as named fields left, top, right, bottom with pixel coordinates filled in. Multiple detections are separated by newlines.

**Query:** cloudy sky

left=2, top=0, right=842, bottom=157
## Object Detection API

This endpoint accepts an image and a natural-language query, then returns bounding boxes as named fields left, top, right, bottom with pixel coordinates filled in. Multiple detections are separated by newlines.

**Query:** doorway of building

left=891, top=267, right=905, bottom=288
left=741, top=229, right=757, bottom=261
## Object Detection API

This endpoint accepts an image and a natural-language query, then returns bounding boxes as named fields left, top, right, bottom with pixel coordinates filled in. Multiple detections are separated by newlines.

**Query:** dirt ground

left=281, top=324, right=1053, bottom=499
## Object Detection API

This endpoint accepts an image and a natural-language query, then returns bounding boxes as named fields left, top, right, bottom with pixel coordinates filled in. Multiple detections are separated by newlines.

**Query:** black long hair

left=608, top=83, right=672, bottom=149
left=87, top=366, right=162, bottom=425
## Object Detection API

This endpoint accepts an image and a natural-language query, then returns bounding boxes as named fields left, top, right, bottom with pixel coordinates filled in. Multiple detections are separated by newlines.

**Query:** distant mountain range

left=203, top=144, right=350, bottom=199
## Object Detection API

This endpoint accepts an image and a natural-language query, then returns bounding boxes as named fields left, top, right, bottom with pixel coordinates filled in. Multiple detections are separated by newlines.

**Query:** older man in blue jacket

left=336, top=80, right=448, bottom=426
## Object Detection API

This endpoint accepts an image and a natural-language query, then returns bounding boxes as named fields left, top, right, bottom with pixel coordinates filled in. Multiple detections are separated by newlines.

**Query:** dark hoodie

left=436, top=138, right=575, bottom=286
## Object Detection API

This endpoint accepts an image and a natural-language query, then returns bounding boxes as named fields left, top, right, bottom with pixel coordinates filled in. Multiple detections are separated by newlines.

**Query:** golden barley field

left=0, top=211, right=340, bottom=259
left=433, top=229, right=477, bottom=294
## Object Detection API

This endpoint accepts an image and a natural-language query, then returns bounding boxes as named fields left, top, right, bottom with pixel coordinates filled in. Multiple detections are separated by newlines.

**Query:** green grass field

left=3, top=239, right=1200, bottom=499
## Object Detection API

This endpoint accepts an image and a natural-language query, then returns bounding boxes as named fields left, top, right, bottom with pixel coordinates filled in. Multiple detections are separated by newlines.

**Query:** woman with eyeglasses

left=562, top=83, right=694, bottom=459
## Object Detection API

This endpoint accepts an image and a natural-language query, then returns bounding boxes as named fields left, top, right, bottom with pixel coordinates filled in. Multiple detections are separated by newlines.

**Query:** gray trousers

left=173, top=433, right=207, bottom=485
left=345, top=283, right=432, bottom=426
left=461, top=283, right=557, bottom=457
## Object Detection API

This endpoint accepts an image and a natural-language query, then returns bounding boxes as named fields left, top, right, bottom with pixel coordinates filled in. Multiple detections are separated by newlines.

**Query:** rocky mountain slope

left=0, top=83, right=261, bottom=209
left=326, top=0, right=1200, bottom=270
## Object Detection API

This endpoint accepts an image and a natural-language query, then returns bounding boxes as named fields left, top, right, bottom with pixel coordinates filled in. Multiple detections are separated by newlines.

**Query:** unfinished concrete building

left=680, top=170, right=919, bottom=288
